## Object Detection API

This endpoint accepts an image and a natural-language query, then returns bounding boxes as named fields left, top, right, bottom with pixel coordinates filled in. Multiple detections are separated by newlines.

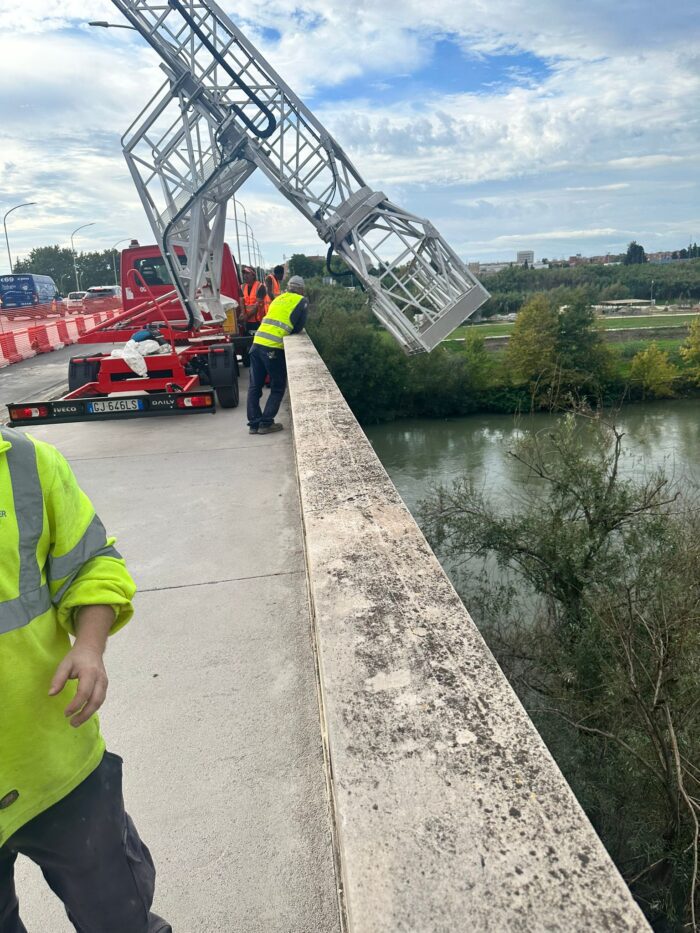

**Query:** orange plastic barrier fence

left=0, top=300, right=122, bottom=368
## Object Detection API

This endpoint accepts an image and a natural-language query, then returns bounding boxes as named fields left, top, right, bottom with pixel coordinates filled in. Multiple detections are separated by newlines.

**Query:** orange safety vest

left=263, top=273, right=281, bottom=312
left=243, top=281, right=265, bottom=322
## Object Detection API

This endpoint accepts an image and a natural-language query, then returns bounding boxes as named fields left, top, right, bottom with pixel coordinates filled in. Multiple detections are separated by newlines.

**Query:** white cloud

left=495, top=228, right=621, bottom=242
left=565, top=184, right=630, bottom=192
left=1, top=0, right=699, bottom=265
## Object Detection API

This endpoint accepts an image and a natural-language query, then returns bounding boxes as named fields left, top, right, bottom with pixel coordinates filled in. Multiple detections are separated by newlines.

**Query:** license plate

left=88, top=398, right=143, bottom=414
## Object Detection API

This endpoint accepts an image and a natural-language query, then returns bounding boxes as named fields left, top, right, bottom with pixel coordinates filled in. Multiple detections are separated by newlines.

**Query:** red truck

left=7, top=241, right=254, bottom=426
left=119, top=240, right=243, bottom=326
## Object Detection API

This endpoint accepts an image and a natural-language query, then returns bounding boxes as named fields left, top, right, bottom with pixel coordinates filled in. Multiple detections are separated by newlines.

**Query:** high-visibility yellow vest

left=0, top=427, right=135, bottom=844
left=253, top=291, right=303, bottom=349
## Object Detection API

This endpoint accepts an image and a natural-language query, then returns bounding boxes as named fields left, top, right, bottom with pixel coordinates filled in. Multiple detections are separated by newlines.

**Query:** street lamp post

left=71, top=223, right=96, bottom=291
left=231, top=199, right=244, bottom=272
left=231, top=198, right=253, bottom=269
left=650, top=279, right=655, bottom=307
left=3, top=202, right=37, bottom=273
left=110, top=238, right=132, bottom=287
left=88, top=21, right=136, bottom=30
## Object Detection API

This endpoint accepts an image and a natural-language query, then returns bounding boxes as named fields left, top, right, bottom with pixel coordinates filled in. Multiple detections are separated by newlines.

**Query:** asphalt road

left=0, top=343, right=107, bottom=418
left=1, top=359, right=340, bottom=931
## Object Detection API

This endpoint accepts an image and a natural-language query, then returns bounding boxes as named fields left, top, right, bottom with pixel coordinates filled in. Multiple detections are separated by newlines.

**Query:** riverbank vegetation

left=306, top=283, right=700, bottom=424
left=475, top=257, right=700, bottom=317
left=418, top=411, right=700, bottom=930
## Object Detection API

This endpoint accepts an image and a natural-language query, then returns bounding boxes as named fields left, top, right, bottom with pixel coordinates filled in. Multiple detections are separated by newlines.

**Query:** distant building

left=475, top=262, right=513, bottom=276
left=516, top=250, right=534, bottom=266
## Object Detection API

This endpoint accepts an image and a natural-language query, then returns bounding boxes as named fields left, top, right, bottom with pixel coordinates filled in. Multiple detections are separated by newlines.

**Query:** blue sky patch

left=312, top=37, right=552, bottom=106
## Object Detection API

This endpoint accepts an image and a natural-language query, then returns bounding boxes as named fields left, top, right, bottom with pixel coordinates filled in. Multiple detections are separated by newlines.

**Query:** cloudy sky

left=1, top=0, right=699, bottom=274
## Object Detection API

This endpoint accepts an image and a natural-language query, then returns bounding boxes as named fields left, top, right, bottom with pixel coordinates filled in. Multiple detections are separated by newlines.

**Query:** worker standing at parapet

left=240, top=266, right=267, bottom=335
left=247, top=275, right=308, bottom=435
left=0, top=427, right=170, bottom=933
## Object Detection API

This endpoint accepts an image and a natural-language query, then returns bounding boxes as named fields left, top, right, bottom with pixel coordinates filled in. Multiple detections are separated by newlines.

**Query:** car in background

left=82, top=285, right=122, bottom=312
left=0, top=273, right=60, bottom=318
left=65, top=290, right=88, bottom=312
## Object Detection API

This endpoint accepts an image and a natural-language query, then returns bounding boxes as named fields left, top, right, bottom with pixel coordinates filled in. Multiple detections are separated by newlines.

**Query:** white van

left=65, top=291, right=87, bottom=312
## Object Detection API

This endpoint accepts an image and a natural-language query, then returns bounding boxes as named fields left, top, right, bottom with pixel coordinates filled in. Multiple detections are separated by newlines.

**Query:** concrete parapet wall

left=285, top=334, right=650, bottom=933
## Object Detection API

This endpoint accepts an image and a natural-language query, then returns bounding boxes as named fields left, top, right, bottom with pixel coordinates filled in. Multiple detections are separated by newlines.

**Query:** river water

left=365, top=399, right=700, bottom=516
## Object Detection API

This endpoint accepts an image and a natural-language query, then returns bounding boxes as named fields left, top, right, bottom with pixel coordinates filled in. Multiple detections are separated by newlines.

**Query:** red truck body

left=6, top=241, right=252, bottom=426
left=120, top=241, right=243, bottom=326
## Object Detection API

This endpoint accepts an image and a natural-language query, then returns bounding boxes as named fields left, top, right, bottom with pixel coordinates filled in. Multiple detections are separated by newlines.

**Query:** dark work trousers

left=247, top=343, right=287, bottom=428
left=0, top=752, right=170, bottom=933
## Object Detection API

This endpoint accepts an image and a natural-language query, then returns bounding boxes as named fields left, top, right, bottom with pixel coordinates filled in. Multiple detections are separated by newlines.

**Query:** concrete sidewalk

left=9, top=372, right=340, bottom=932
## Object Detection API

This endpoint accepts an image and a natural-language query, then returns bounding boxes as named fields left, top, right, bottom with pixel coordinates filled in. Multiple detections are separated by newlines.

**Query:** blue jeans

left=0, top=752, right=169, bottom=933
left=247, top=344, right=287, bottom=428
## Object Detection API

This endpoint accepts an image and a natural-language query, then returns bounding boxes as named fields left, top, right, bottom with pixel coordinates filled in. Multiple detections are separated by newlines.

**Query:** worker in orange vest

left=262, top=264, right=285, bottom=313
left=240, top=266, right=266, bottom=335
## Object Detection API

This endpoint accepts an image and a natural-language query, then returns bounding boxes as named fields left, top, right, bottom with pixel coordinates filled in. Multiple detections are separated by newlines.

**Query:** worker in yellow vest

left=247, top=275, right=308, bottom=435
left=0, top=427, right=170, bottom=933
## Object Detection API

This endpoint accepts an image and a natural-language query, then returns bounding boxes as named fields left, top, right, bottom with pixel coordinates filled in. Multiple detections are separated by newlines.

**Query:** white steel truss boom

left=113, top=0, right=489, bottom=351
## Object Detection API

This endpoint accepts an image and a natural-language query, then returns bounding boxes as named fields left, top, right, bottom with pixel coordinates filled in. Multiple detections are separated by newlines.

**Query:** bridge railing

left=285, top=332, right=651, bottom=933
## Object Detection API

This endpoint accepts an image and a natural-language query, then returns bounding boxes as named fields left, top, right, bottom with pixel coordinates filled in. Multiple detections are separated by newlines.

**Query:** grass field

left=597, top=313, right=699, bottom=331
left=449, top=312, right=700, bottom=341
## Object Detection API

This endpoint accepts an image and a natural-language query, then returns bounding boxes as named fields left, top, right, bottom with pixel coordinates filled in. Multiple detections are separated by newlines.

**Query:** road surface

left=1, top=355, right=340, bottom=931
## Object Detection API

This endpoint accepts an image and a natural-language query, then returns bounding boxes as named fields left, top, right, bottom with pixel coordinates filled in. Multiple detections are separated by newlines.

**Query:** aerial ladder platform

left=114, top=0, right=489, bottom=353
left=8, top=0, right=490, bottom=427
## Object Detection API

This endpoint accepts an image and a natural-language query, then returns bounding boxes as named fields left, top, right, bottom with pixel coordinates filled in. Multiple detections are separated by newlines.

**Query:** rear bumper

left=7, top=391, right=217, bottom=426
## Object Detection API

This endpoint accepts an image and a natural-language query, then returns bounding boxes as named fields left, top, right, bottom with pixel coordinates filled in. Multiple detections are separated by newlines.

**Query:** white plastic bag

left=110, top=339, right=163, bottom=377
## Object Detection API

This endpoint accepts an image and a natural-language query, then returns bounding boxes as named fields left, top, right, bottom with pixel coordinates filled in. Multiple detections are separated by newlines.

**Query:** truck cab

left=120, top=241, right=242, bottom=327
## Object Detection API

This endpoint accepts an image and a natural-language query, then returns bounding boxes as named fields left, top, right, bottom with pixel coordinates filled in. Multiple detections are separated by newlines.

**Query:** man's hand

left=49, top=645, right=109, bottom=727
left=49, top=605, right=114, bottom=728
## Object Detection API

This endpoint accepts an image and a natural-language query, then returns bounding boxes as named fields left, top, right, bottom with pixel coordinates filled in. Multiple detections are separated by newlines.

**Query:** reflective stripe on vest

left=50, top=513, right=121, bottom=604
left=0, top=430, right=122, bottom=635
left=0, top=429, right=47, bottom=635
left=254, top=292, right=303, bottom=349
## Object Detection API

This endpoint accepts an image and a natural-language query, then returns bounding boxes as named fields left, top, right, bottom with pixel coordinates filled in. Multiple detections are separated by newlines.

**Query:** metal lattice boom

left=113, top=0, right=489, bottom=350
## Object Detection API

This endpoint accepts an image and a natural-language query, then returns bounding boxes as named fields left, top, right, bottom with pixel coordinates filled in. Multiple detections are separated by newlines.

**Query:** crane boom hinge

left=319, top=187, right=388, bottom=247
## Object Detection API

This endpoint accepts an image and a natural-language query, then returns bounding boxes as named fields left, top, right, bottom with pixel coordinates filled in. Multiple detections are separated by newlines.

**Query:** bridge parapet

left=286, top=333, right=650, bottom=932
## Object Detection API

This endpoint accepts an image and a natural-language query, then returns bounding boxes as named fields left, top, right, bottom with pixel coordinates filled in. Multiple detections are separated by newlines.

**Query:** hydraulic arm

left=114, top=0, right=489, bottom=351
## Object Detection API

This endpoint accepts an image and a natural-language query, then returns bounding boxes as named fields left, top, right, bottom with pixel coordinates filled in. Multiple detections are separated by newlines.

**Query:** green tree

left=14, top=245, right=120, bottom=293
left=624, top=241, right=648, bottom=265
left=680, top=317, right=700, bottom=384
left=419, top=411, right=700, bottom=929
left=629, top=343, right=679, bottom=398
left=505, top=294, right=559, bottom=388
left=14, top=245, right=75, bottom=293
left=599, top=283, right=631, bottom=301
left=556, top=294, right=613, bottom=386
left=505, top=293, right=611, bottom=398
left=305, top=286, right=408, bottom=423
left=288, top=253, right=325, bottom=279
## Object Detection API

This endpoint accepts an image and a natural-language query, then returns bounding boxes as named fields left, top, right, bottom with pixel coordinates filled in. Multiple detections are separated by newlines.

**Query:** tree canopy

left=419, top=411, right=700, bottom=929
left=624, top=240, right=648, bottom=265
left=14, top=245, right=120, bottom=293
